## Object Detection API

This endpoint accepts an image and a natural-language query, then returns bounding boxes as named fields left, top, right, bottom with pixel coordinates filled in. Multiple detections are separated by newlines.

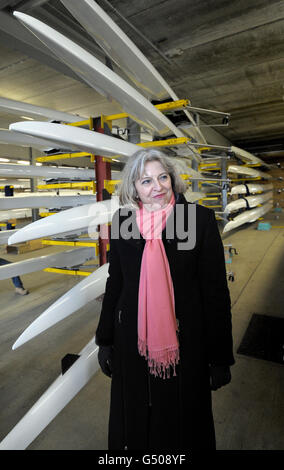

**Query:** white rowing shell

left=0, top=194, right=97, bottom=210
left=0, top=229, right=19, bottom=245
left=8, top=197, right=120, bottom=244
left=0, top=129, right=71, bottom=151
left=0, top=247, right=95, bottom=280
left=228, top=165, right=272, bottom=179
left=0, top=208, right=32, bottom=222
left=13, top=12, right=185, bottom=140
left=224, top=191, right=273, bottom=214
left=184, top=189, right=206, bottom=202
left=223, top=201, right=273, bottom=233
left=230, top=183, right=273, bottom=195
left=0, top=97, right=86, bottom=123
left=12, top=263, right=109, bottom=350
left=60, top=0, right=207, bottom=144
left=10, top=121, right=138, bottom=160
left=0, top=180, right=31, bottom=189
left=231, top=146, right=269, bottom=167
left=0, top=163, right=96, bottom=180
left=0, top=335, right=100, bottom=450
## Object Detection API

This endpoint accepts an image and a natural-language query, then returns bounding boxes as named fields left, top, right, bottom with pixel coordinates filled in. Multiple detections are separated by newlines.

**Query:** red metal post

left=93, top=116, right=111, bottom=266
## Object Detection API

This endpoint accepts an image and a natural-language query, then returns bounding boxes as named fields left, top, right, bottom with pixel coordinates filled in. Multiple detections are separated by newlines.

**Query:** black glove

left=98, top=345, right=113, bottom=378
left=210, top=365, right=231, bottom=391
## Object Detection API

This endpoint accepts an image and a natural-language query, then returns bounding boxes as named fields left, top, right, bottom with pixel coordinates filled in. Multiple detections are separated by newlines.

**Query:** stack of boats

left=223, top=162, right=273, bottom=233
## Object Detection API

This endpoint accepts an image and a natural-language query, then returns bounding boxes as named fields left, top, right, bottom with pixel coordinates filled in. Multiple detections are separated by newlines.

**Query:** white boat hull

left=223, top=201, right=273, bottom=233
left=60, top=0, right=206, bottom=144
left=224, top=191, right=273, bottom=214
left=10, top=121, right=138, bottom=160
left=231, top=146, right=269, bottom=167
left=8, top=197, right=120, bottom=244
left=184, top=189, right=206, bottom=202
left=0, top=336, right=99, bottom=450
left=0, top=208, right=32, bottom=222
left=228, top=165, right=272, bottom=179
left=230, top=183, right=273, bottom=195
left=0, top=194, right=97, bottom=210
left=0, top=247, right=96, bottom=280
left=13, top=263, right=109, bottom=349
left=0, top=163, right=96, bottom=180
left=0, top=229, right=19, bottom=245
left=0, top=129, right=72, bottom=151
left=13, top=12, right=185, bottom=140
left=0, top=97, right=85, bottom=123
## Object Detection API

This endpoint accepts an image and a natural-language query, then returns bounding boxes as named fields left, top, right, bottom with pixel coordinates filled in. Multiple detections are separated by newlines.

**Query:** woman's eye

left=142, top=179, right=151, bottom=184
left=160, top=174, right=168, bottom=180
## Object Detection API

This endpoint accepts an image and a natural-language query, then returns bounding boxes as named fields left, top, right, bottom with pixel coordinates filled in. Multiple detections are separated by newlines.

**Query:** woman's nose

left=153, top=178, right=162, bottom=190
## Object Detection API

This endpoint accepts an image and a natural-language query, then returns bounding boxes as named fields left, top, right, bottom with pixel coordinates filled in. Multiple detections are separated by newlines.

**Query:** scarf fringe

left=138, top=338, right=180, bottom=379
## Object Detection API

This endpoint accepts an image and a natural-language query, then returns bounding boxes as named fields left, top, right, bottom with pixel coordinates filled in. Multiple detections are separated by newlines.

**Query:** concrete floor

left=0, top=208, right=284, bottom=450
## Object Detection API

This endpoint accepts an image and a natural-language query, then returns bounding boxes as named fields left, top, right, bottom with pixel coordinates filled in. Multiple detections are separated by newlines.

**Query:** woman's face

left=135, top=160, right=173, bottom=211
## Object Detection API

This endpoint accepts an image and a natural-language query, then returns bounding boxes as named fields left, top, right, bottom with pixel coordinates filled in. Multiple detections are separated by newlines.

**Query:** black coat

left=96, top=193, right=234, bottom=450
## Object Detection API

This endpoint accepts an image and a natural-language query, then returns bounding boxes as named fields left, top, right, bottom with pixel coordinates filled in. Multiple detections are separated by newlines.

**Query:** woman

left=95, top=149, right=234, bottom=450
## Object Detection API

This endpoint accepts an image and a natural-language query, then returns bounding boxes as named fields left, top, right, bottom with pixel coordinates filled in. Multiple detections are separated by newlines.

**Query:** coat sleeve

left=95, top=214, right=123, bottom=346
left=198, top=208, right=235, bottom=366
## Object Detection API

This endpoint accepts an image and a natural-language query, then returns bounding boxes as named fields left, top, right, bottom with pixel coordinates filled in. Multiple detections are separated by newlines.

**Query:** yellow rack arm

left=37, top=181, right=95, bottom=190
left=39, top=212, right=57, bottom=217
left=65, top=119, right=94, bottom=128
left=138, top=137, right=189, bottom=148
left=42, top=239, right=101, bottom=255
left=43, top=267, right=92, bottom=276
left=36, top=151, right=93, bottom=162
left=104, top=99, right=190, bottom=122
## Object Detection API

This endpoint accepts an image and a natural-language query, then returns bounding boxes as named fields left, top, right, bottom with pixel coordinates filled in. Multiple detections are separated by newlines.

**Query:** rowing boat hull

left=13, top=12, right=183, bottom=139
left=223, top=201, right=273, bottom=232
left=60, top=0, right=206, bottom=143
left=0, top=97, right=86, bottom=123
left=7, top=197, right=120, bottom=244
left=10, top=121, right=138, bottom=160
left=0, top=335, right=99, bottom=450
left=228, top=165, right=272, bottom=179
left=0, top=162, right=96, bottom=180
left=0, top=247, right=95, bottom=280
left=0, top=208, right=32, bottom=222
left=231, top=146, right=269, bottom=167
left=0, top=194, right=96, bottom=210
left=224, top=191, right=273, bottom=214
left=0, top=129, right=71, bottom=151
left=230, top=183, right=273, bottom=195
left=12, top=263, right=109, bottom=349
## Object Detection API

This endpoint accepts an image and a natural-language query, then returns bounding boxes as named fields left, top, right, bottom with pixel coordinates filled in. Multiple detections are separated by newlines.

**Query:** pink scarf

left=136, top=193, right=179, bottom=379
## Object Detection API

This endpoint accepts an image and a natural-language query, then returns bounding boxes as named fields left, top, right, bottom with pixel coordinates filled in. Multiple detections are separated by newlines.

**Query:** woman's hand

left=98, top=345, right=113, bottom=378
left=210, top=365, right=231, bottom=390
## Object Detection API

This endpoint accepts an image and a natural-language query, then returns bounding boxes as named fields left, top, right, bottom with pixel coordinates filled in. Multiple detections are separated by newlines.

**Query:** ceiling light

left=17, top=160, right=30, bottom=165
left=0, top=157, right=10, bottom=162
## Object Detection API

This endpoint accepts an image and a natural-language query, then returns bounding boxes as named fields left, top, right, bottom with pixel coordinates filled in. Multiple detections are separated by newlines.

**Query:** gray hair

left=117, top=148, right=188, bottom=208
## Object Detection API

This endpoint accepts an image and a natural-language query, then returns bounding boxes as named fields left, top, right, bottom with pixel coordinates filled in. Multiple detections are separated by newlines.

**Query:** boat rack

left=31, top=98, right=236, bottom=272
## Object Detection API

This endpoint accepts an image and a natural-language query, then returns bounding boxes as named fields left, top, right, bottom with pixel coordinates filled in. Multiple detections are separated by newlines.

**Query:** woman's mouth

left=153, top=193, right=165, bottom=199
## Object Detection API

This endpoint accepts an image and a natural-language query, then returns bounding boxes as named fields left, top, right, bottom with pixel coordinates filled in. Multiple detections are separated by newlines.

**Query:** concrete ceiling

left=1, top=0, right=284, bottom=164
